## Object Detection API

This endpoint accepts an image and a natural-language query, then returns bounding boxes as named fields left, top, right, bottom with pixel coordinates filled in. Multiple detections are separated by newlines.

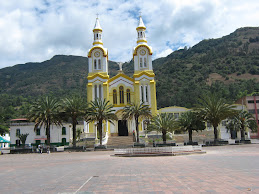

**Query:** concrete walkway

left=0, top=144, right=259, bottom=193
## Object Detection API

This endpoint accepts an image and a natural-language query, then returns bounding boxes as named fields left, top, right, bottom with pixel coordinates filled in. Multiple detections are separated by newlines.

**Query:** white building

left=9, top=119, right=77, bottom=147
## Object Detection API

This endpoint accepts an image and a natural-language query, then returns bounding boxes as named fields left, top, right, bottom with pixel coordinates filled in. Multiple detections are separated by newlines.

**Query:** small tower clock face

left=94, top=51, right=100, bottom=57
left=140, top=49, right=146, bottom=56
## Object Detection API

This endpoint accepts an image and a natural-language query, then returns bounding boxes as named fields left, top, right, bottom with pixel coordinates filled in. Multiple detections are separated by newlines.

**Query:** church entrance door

left=118, top=120, right=128, bottom=136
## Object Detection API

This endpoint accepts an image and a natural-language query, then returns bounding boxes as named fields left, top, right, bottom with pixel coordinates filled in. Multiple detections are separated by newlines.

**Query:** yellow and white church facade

left=86, top=16, right=157, bottom=136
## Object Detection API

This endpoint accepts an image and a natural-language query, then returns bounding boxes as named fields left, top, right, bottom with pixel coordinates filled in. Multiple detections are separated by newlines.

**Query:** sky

left=0, top=0, right=259, bottom=69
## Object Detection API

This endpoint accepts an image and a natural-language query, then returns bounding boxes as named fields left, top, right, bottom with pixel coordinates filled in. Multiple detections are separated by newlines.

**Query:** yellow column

left=134, top=81, right=140, bottom=104
left=87, top=83, right=93, bottom=103
left=150, top=79, right=157, bottom=115
left=103, top=81, right=109, bottom=100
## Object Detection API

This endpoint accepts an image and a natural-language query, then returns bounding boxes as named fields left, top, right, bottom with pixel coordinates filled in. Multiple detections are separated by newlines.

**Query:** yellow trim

left=93, top=28, right=102, bottom=32
left=137, top=40, right=147, bottom=44
left=93, top=42, right=103, bottom=45
left=133, top=71, right=155, bottom=78
left=87, top=73, right=109, bottom=80
left=108, top=73, right=134, bottom=83
left=88, top=46, right=107, bottom=58
left=133, top=44, right=152, bottom=56
left=136, top=26, right=146, bottom=30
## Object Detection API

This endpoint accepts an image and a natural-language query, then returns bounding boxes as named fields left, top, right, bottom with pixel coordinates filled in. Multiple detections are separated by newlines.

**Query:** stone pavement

left=0, top=144, right=259, bottom=193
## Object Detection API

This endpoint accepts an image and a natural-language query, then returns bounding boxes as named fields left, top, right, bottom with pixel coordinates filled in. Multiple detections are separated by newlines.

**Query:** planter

left=155, top=143, right=176, bottom=147
left=133, top=143, right=145, bottom=148
left=94, top=145, right=107, bottom=150
left=184, top=142, right=198, bottom=146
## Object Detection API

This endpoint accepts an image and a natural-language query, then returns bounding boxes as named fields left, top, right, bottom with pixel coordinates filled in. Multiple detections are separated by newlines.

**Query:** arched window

left=145, top=85, right=148, bottom=102
left=126, top=89, right=130, bottom=104
left=113, top=89, right=117, bottom=104
left=62, top=127, right=66, bottom=135
left=140, top=58, right=143, bottom=67
left=100, top=34, right=101, bottom=39
left=144, top=58, right=147, bottom=67
left=94, top=59, right=97, bottom=69
left=119, top=86, right=124, bottom=104
left=16, top=129, right=20, bottom=137
left=98, top=59, right=101, bottom=69
left=94, top=85, right=98, bottom=99
left=141, top=86, right=144, bottom=102
left=96, top=34, right=98, bottom=38
left=140, top=31, right=142, bottom=37
left=99, top=84, right=102, bottom=99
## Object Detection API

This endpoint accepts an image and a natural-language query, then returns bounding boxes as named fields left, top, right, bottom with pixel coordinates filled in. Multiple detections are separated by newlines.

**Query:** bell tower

left=87, top=16, right=109, bottom=103
left=133, top=15, right=157, bottom=115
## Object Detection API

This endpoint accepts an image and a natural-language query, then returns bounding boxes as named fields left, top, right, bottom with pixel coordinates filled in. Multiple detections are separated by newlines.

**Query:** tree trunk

left=162, top=129, right=166, bottom=144
left=98, top=121, right=103, bottom=145
left=188, top=129, right=193, bottom=143
left=213, top=126, right=218, bottom=141
left=135, top=117, right=139, bottom=143
left=46, top=121, right=51, bottom=146
left=72, top=119, right=77, bottom=147
left=241, top=128, right=245, bottom=141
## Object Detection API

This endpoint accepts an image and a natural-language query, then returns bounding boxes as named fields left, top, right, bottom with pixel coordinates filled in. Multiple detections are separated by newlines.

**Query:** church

left=86, top=16, right=158, bottom=137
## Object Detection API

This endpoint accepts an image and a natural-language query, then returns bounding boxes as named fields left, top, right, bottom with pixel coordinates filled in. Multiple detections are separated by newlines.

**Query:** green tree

left=147, top=113, right=175, bottom=144
left=62, top=96, right=87, bottom=147
left=27, top=96, right=62, bottom=145
left=19, top=133, right=29, bottom=146
left=195, top=93, right=237, bottom=141
left=86, top=98, right=117, bottom=146
left=228, top=110, right=257, bottom=140
left=123, top=102, right=152, bottom=143
left=175, top=111, right=206, bottom=143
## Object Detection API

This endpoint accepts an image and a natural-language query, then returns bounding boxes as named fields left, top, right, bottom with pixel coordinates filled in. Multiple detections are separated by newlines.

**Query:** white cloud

left=155, top=48, right=173, bottom=58
left=0, top=0, right=259, bottom=68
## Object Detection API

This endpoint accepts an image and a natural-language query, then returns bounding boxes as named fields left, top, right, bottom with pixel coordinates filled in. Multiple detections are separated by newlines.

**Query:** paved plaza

left=0, top=144, right=259, bottom=193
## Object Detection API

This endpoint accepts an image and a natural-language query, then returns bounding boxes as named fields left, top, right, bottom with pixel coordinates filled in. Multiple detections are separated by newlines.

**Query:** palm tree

left=86, top=98, right=117, bottom=146
left=28, top=96, right=62, bottom=145
left=123, top=102, right=152, bottom=143
left=195, top=93, right=237, bottom=141
left=228, top=110, right=257, bottom=141
left=62, top=96, right=87, bottom=147
left=175, top=111, right=206, bottom=143
left=147, top=113, right=175, bottom=144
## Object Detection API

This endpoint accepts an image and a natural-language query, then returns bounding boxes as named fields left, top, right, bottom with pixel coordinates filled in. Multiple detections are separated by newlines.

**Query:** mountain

left=0, top=27, right=259, bottom=119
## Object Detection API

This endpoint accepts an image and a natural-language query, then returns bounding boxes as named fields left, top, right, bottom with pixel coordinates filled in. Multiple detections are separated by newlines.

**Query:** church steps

left=107, top=136, right=134, bottom=148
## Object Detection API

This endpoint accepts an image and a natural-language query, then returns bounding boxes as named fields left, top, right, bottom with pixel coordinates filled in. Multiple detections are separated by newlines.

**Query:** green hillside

left=0, top=27, right=259, bottom=120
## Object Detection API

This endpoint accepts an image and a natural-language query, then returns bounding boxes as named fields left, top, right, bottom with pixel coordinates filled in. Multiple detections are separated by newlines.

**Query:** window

left=141, top=86, right=144, bottom=102
left=94, top=59, right=97, bottom=69
left=119, top=86, right=124, bottom=104
left=113, top=89, right=117, bottom=104
left=144, top=58, right=147, bottom=67
left=140, top=31, right=142, bottom=36
left=98, top=59, right=101, bottom=69
left=140, top=58, right=143, bottom=67
left=36, top=128, right=40, bottom=136
left=249, top=109, right=255, bottom=114
left=62, top=127, right=66, bottom=135
left=96, top=34, right=98, bottom=38
left=16, top=129, right=20, bottom=137
left=248, top=100, right=254, bottom=103
left=174, top=113, right=179, bottom=119
left=126, top=89, right=131, bottom=103
left=100, top=34, right=101, bottom=39
left=99, top=84, right=102, bottom=99
left=145, top=85, right=148, bottom=102
left=95, top=85, right=98, bottom=99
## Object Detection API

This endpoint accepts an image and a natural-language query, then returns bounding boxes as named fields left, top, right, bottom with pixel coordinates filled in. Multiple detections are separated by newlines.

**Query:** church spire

left=136, top=14, right=147, bottom=45
left=92, top=16, right=103, bottom=46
